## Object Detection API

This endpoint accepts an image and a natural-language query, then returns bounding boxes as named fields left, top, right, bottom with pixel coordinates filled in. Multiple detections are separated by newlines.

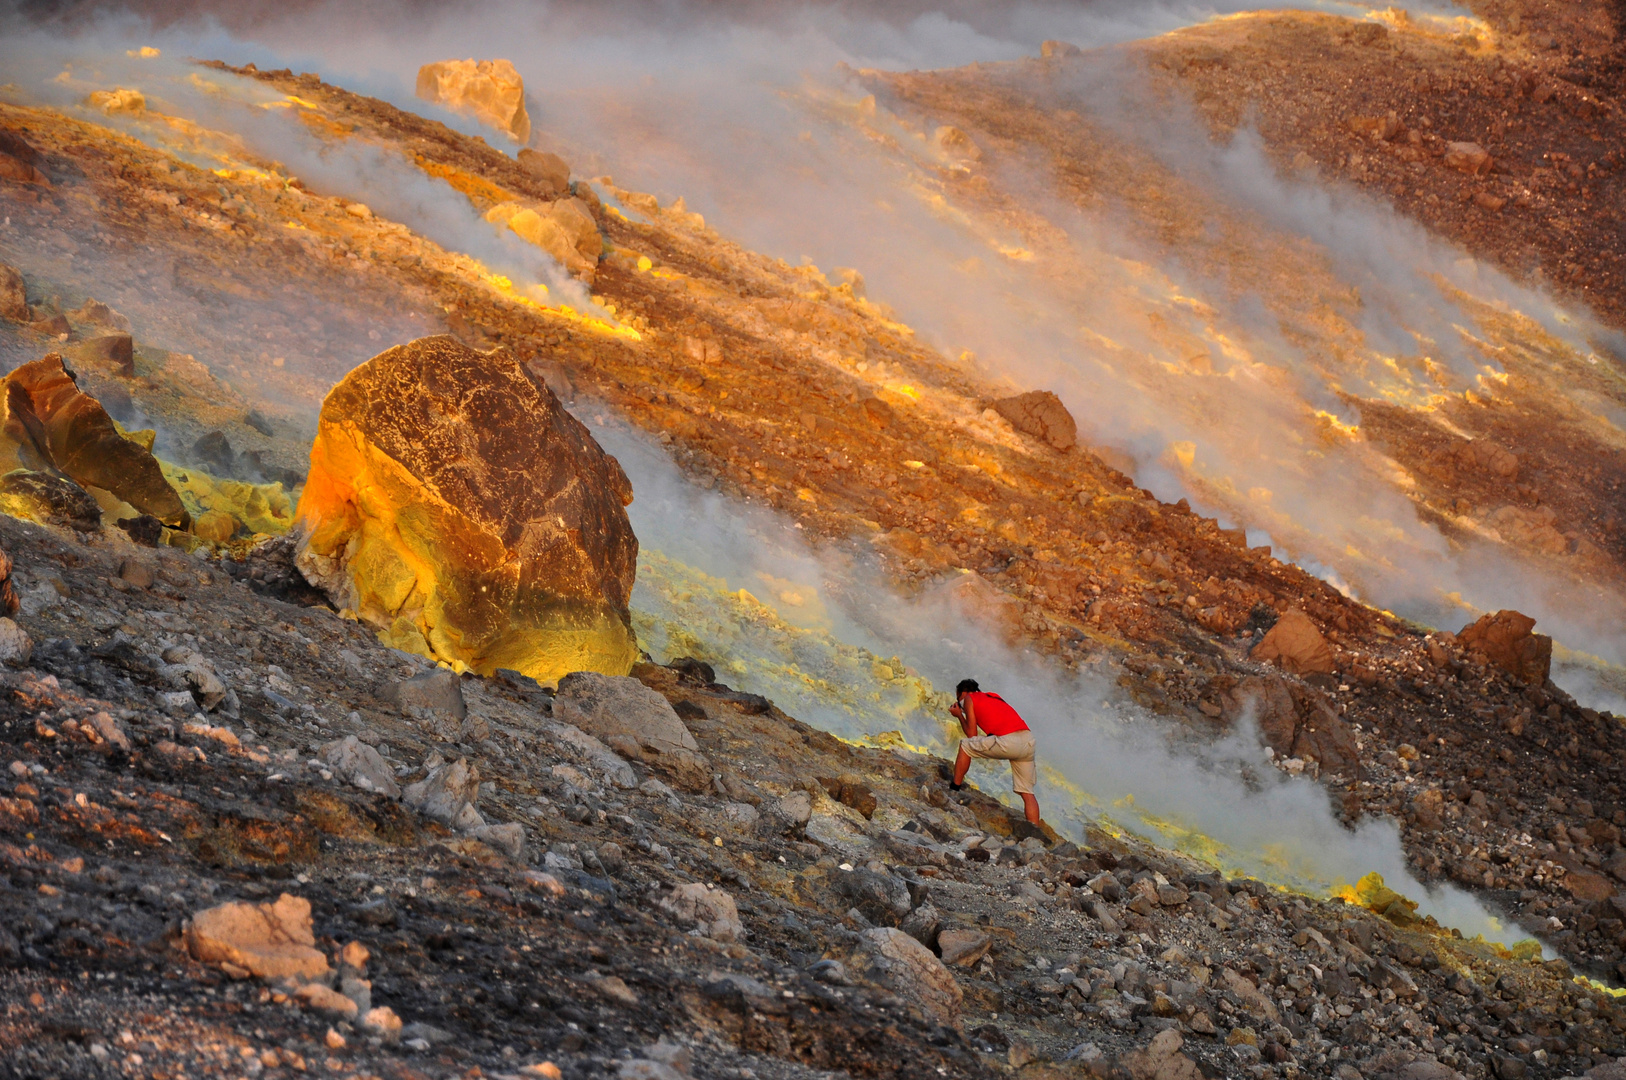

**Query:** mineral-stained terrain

left=1, top=1, right=1626, bottom=1077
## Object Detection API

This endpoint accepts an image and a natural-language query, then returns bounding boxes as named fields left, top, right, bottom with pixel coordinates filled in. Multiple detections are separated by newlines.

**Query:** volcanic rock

left=1122, top=1029, right=1203, bottom=1080
left=1443, top=141, right=1492, bottom=175
left=294, top=336, right=639, bottom=681
left=853, top=926, right=962, bottom=1026
left=553, top=671, right=709, bottom=789
left=486, top=198, right=601, bottom=280
left=321, top=734, right=401, bottom=798
left=657, top=882, right=744, bottom=942
left=517, top=149, right=571, bottom=197
left=185, top=893, right=330, bottom=981
left=0, top=263, right=26, bottom=321
left=1250, top=608, right=1334, bottom=675
left=380, top=668, right=467, bottom=721
left=0, top=150, right=49, bottom=187
left=1041, top=39, right=1083, bottom=58
left=991, top=389, right=1077, bottom=450
left=0, top=618, right=31, bottom=665
left=937, top=928, right=992, bottom=966
left=0, top=354, right=186, bottom=527
left=415, top=59, right=531, bottom=144
left=69, top=333, right=135, bottom=377
left=1458, top=609, right=1551, bottom=683
left=67, top=299, right=131, bottom=333
left=0, top=470, right=102, bottom=532
left=402, top=754, right=485, bottom=831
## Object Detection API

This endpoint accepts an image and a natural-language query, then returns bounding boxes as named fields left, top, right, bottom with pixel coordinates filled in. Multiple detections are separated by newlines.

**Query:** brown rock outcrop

left=1458, top=609, right=1551, bottom=684
left=415, top=59, right=531, bottom=144
left=517, top=149, right=571, bottom=198
left=0, top=354, right=186, bottom=527
left=185, top=893, right=330, bottom=981
left=991, top=390, right=1076, bottom=450
left=1250, top=608, right=1334, bottom=675
left=295, top=335, right=639, bottom=681
left=1220, top=673, right=1359, bottom=772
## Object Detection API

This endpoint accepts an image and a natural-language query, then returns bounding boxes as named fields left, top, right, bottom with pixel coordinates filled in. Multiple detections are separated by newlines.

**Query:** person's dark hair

left=955, top=678, right=980, bottom=696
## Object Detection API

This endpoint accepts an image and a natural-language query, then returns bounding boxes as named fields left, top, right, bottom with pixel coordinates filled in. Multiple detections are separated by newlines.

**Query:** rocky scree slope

left=1, top=513, right=1626, bottom=1080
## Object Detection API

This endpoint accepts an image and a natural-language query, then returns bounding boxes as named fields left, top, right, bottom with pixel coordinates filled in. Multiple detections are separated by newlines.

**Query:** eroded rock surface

left=415, top=59, right=531, bottom=143
left=1458, top=609, right=1552, bottom=684
left=185, top=894, right=330, bottom=981
left=296, top=336, right=639, bottom=681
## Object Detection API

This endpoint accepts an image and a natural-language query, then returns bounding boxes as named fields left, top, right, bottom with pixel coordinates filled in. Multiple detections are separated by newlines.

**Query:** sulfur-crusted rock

left=295, top=336, right=639, bottom=681
left=415, top=59, right=531, bottom=144
left=0, top=354, right=186, bottom=527
left=186, top=893, right=330, bottom=981
left=485, top=198, right=601, bottom=280
left=991, top=390, right=1077, bottom=451
left=1250, top=608, right=1334, bottom=675
left=1458, top=609, right=1551, bottom=684
left=0, top=469, right=102, bottom=532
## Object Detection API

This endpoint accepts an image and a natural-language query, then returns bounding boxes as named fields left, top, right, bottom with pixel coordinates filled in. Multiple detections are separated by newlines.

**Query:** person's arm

left=961, top=696, right=978, bottom=739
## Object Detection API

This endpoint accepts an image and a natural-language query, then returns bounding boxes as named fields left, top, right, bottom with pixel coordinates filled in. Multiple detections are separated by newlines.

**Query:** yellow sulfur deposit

left=160, top=460, right=295, bottom=538
left=295, top=336, right=640, bottom=681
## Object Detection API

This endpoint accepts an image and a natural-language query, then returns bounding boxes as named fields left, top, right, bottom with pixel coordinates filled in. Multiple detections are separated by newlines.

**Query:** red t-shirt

left=965, top=691, right=1028, bottom=737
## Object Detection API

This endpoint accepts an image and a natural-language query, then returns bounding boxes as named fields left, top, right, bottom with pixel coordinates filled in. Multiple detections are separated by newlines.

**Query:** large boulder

left=0, top=354, right=186, bottom=527
left=415, top=59, right=531, bottom=144
left=295, top=336, right=639, bottom=681
left=1458, top=609, right=1551, bottom=684
left=185, top=893, right=330, bottom=981
left=1250, top=608, right=1334, bottom=675
left=553, top=671, right=709, bottom=789
left=0, top=469, right=102, bottom=532
left=853, top=927, right=962, bottom=1026
left=991, top=390, right=1076, bottom=451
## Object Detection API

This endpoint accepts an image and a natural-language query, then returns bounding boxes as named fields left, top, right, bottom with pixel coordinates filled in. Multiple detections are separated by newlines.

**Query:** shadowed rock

left=1459, top=609, right=1551, bottom=684
left=0, top=354, right=186, bottom=527
left=296, top=335, right=638, bottom=680
left=0, top=469, right=102, bottom=532
left=0, top=264, right=26, bottom=322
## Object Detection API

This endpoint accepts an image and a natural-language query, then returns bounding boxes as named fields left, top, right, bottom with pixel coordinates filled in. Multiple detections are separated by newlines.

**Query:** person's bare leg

left=1020, top=793, right=1041, bottom=825
left=953, top=747, right=971, bottom=785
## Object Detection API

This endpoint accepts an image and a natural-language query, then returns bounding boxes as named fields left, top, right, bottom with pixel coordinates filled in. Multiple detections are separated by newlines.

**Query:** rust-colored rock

left=295, top=335, right=639, bottom=681
left=1220, top=673, right=1359, bottom=772
left=1250, top=608, right=1334, bottom=675
left=415, top=59, right=531, bottom=144
left=517, top=149, right=571, bottom=198
left=186, top=893, right=330, bottom=981
left=0, top=354, right=186, bottom=527
left=991, top=390, right=1076, bottom=451
left=1458, top=609, right=1551, bottom=684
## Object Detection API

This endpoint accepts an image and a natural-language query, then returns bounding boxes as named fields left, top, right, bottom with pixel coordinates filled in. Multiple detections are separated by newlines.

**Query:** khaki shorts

left=960, top=729, right=1037, bottom=795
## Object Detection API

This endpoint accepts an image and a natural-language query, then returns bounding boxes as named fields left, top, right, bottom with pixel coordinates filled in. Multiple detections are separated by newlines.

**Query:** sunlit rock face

left=0, top=353, right=187, bottom=527
left=295, top=335, right=639, bottom=681
left=415, top=59, right=531, bottom=144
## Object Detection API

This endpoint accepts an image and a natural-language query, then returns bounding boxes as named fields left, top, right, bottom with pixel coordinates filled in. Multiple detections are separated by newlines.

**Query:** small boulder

left=1410, top=787, right=1445, bottom=832
left=658, top=882, right=744, bottom=942
left=0, top=263, right=26, bottom=322
left=990, top=390, right=1077, bottom=451
left=937, top=928, right=992, bottom=967
left=1250, top=608, right=1334, bottom=675
left=554, top=671, right=709, bottom=789
left=1443, top=141, right=1492, bottom=175
left=321, top=735, right=401, bottom=798
left=487, top=198, right=602, bottom=280
left=853, top=927, right=962, bottom=1026
left=1458, top=609, right=1551, bottom=684
left=415, top=58, right=531, bottom=143
left=0, top=469, right=103, bottom=532
left=0, top=617, right=31, bottom=664
left=403, top=755, right=484, bottom=830
left=72, top=333, right=134, bottom=377
left=472, top=821, right=525, bottom=860
left=380, top=668, right=467, bottom=720
left=517, top=149, right=572, bottom=198
left=1122, top=1028, right=1202, bottom=1080
left=185, top=893, right=330, bottom=981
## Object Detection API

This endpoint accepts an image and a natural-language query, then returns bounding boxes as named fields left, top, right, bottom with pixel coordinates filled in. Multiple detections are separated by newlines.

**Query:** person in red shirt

left=948, top=678, right=1041, bottom=825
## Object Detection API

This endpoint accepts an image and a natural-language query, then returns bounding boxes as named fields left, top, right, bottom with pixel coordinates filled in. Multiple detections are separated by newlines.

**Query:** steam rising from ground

left=38, top=0, right=1616, bottom=694
left=603, top=420, right=1523, bottom=945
